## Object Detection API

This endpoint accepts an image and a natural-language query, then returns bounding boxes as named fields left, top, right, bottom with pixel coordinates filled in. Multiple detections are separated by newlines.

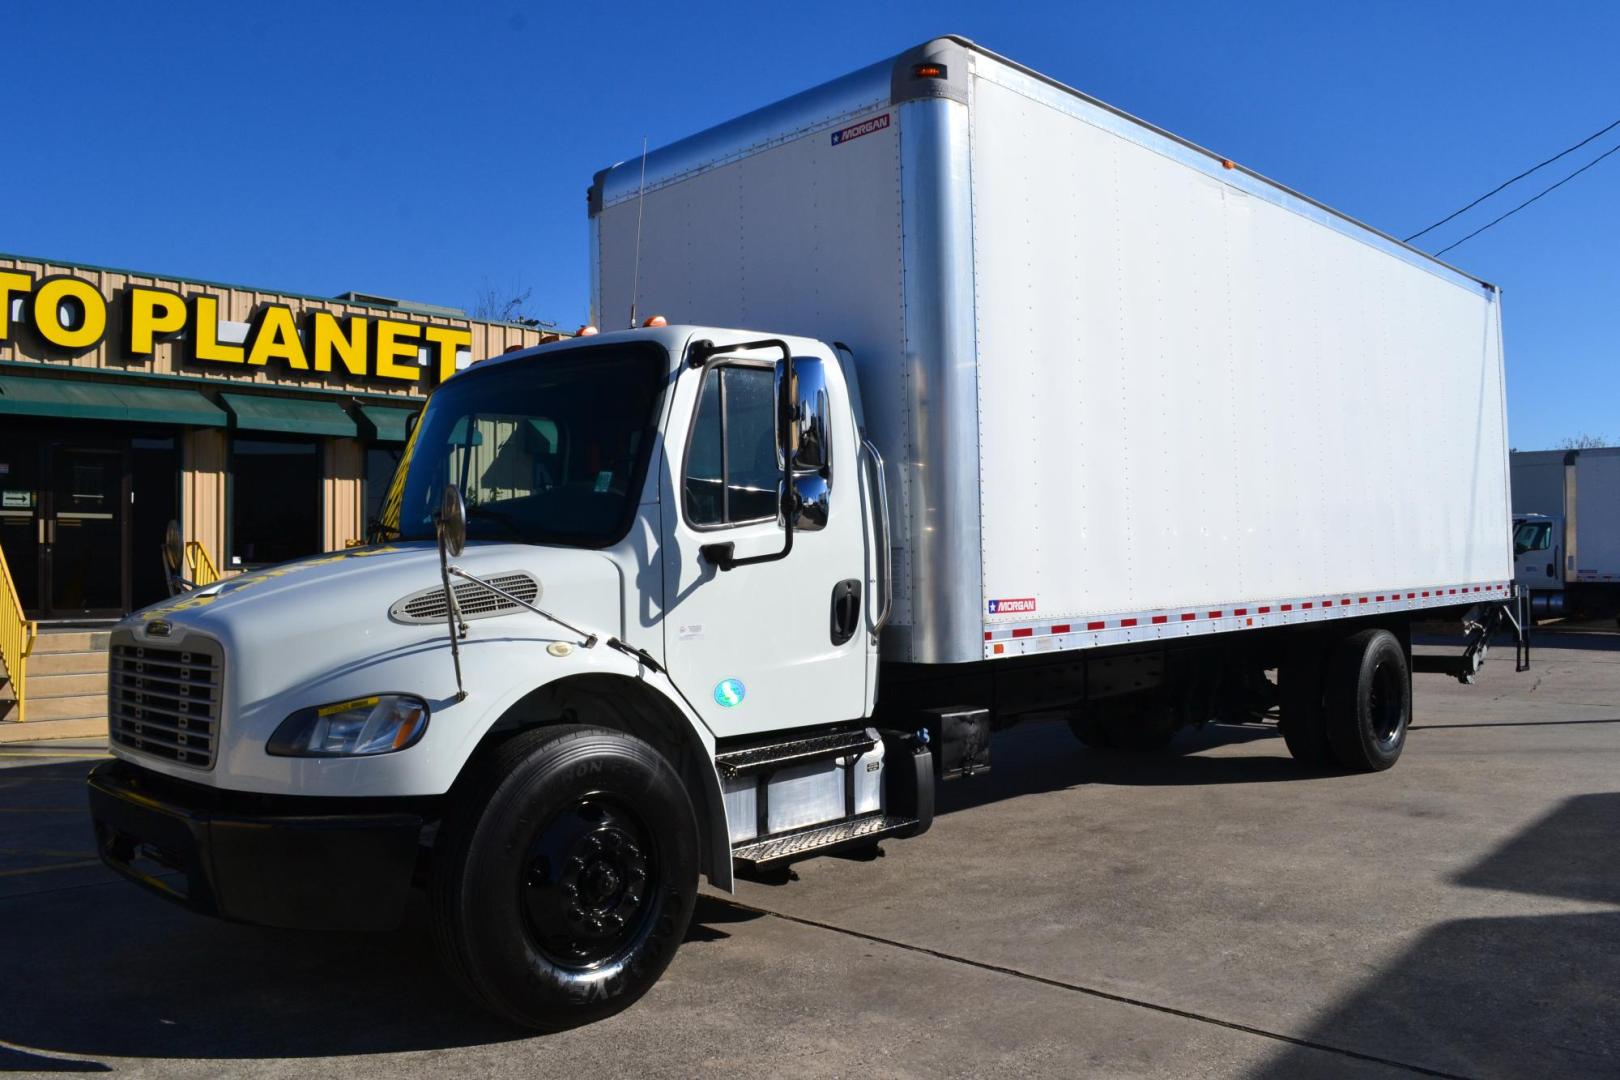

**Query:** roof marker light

left=642, top=315, right=667, bottom=327
left=913, top=63, right=947, bottom=79
left=576, top=325, right=599, bottom=336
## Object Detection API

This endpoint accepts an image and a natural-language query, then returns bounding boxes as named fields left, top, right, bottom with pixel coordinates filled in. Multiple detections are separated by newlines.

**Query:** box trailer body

left=89, top=36, right=1526, bottom=1031
left=590, top=37, right=1514, bottom=667
left=1511, top=447, right=1620, bottom=614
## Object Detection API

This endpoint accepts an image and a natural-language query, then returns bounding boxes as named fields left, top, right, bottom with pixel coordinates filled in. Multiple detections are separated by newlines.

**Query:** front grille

left=109, top=641, right=223, bottom=769
left=389, top=572, right=540, bottom=624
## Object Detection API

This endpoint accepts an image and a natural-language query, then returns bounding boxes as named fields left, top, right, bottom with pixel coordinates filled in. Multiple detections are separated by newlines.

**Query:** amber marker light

left=642, top=315, right=668, bottom=327
left=576, top=325, right=600, bottom=336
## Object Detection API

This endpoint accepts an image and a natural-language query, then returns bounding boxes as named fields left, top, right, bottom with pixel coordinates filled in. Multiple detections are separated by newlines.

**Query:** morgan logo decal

left=988, top=597, right=1037, bottom=615
left=831, top=113, right=890, bottom=146
left=714, top=679, right=746, bottom=707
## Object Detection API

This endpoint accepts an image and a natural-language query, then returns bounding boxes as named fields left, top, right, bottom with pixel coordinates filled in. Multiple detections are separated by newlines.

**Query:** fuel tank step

left=731, top=812, right=918, bottom=870
left=715, top=728, right=878, bottom=778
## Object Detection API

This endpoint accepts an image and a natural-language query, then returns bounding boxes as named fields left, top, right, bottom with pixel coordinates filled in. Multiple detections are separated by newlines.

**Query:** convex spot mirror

left=438, top=484, right=467, bottom=557
left=778, top=356, right=832, bottom=532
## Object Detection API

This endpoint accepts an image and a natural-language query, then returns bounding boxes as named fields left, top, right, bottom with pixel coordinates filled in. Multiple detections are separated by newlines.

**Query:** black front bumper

left=88, top=760, right=423, bottom=931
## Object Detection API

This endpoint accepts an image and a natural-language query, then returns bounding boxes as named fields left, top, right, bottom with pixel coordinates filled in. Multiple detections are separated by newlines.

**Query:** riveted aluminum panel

left=968, top=65, right=1511, bottom=629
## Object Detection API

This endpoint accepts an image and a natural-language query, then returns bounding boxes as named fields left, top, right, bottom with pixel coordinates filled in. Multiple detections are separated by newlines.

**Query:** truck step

left=715, top=728, right=877, bottom=778
left=731, top=812, right=917, bottom=870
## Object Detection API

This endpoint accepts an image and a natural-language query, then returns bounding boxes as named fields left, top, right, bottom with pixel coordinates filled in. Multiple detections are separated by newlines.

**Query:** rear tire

left=1278, top=648, right=1334, bottom=768
left=431, top=725, right=699, bottom=1030
left=1324, top=629, right=1410, bottom=772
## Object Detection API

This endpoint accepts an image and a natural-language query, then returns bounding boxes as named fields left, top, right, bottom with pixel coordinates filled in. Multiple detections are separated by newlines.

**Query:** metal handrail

left=0, top=540, right=38, bottom=724
left=185, top=541, right=220, bottom=587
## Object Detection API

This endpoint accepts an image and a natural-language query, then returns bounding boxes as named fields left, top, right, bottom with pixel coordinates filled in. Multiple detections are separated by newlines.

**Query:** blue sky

left=11, top=1, right=1616, bottom=449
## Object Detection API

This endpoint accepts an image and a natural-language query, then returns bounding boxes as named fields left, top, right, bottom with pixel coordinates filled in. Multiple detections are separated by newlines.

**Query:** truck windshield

left=380, top=343, right=667, bottom=547
left=1513, top=520, right=1552, bottom=555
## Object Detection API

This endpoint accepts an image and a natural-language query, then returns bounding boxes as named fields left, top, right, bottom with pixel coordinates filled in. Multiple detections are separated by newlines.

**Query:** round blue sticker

left=714, top=679, right=746, bottom=707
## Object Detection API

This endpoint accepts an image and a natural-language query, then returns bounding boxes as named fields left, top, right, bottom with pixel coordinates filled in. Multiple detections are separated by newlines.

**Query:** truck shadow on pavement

left=0, top=760, right=767, bottom=1066
left=1248, top=792, right=1620, bottom=1079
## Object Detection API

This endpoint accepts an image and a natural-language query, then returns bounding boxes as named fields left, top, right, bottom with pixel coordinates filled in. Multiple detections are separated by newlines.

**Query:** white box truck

left=1512, top=447, right=1620, bottom=618
left=89, top=36, right=1524, bottom=1029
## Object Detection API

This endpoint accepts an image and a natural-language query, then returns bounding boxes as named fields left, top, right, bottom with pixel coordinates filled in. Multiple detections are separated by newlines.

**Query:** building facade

left=0, top=253, right=560, bottom=620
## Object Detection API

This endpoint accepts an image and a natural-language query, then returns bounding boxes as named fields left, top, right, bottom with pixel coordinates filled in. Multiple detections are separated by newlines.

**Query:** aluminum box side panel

left=968, top=65, right=1511, bottom=631
left=1573, top=450, right=1620, bottom=579
left=594, top=104, right=925, bottom=655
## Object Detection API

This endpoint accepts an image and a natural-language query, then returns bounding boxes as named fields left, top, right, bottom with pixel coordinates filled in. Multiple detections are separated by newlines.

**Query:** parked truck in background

left=88, top=36, right=1524, bottom=1029
left=1512, top=447, right=1620, bottom=620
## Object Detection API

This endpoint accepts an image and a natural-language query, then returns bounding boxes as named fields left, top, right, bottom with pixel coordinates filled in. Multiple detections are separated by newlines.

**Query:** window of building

left=685, top=365, right=779, bottom=527
left=230, top=437, right=321, bottom=568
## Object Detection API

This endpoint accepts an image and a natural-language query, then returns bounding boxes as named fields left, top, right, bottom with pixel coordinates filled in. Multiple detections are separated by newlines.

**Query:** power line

left=1405, top=117, right=1620, bottom=242
left=1433, top=140, right=1620, bottom=256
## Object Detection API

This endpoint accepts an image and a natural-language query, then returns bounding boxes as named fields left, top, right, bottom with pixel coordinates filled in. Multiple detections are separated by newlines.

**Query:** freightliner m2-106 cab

left=89, top=38, right=1526, bottom=1028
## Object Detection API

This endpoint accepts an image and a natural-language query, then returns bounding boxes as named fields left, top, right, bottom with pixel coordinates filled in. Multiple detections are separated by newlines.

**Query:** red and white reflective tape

left=983, top=581, right=1514, bottom=658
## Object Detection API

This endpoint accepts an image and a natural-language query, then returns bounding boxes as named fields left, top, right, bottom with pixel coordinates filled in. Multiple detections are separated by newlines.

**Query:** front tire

left=431, top=725, right=699, bottom=1030
left=1324, top=629, right=1410, bottom=772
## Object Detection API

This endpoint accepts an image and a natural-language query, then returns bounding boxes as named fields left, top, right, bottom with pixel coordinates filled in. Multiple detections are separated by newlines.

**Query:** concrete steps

left=0, top=627, right=110, bottom=734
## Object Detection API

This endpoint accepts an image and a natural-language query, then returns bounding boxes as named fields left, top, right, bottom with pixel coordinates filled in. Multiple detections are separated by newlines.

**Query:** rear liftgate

left=1411, top=586, right=1532, bottom=683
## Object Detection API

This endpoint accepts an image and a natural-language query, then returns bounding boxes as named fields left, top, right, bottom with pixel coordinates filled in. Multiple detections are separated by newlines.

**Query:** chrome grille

left=109, top=640, right=223, bottom=769
left=389, top=572, right=540, bottom=624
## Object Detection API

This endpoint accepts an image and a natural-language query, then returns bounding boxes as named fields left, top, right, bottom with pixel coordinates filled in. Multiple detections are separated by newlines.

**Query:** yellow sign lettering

left=189, top=294, right=245, bottom=365
left=124, top=286, right=188, bottom=355
left=31, top=275, right=107, bottom=352
left=424, top=324, right=473, bottom=383
left=309, top=311, right=369, bottom=377
left=371, top=319, right=422, bottom=382
left=0, top=269, right=33, bottom=341
left=245, top=304, right=309, bottom=370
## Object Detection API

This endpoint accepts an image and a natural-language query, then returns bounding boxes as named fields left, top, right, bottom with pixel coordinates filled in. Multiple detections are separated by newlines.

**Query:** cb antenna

left=628, top=135, right=648, bottom=329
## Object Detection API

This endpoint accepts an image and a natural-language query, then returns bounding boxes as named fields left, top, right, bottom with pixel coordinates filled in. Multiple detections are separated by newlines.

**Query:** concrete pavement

left=1, top=636, right=1615, bottom=1077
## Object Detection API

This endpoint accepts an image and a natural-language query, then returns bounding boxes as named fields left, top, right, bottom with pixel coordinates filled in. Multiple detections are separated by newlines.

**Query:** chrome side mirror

left=785, top=473, right=830, bottom=531
left=438, top=485, right=467, bottom=558
left=789, top=358, right=832, bottom=475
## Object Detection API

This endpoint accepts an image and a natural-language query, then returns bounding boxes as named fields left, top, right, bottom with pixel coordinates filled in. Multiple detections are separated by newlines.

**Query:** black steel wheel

left=521, top=796, right=657, bottom=969
left=1324, top=628, right=1410, bottom=772
left=432, top=725, right=698, bottom=1030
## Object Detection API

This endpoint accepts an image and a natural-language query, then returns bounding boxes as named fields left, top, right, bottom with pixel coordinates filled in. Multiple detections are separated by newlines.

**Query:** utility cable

left=1433, top=140, right=1620, bottom=256
left=1405, top=117, right=1620, bottom=242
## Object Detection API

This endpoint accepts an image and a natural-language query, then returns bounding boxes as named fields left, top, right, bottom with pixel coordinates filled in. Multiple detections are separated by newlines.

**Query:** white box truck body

left=591, top=37, right=1513, bottom=665
left=89, top=36, right=1523, bottom=1030
left=1512, top=447, right=1620, bottom=616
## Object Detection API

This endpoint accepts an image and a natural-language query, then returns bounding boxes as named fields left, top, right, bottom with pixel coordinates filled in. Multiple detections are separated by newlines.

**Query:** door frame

left=37, top=436, right=132, bottom=620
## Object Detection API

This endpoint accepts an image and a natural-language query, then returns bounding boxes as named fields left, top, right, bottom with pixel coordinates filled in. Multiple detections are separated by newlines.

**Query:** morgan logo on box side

left=988, top=598, right=1037, bottom=614
left=831, top=113, right=890, bottom=146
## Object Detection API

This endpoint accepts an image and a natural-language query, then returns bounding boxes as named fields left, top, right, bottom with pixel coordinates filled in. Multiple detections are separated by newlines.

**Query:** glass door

left=44, top=444, right=127, bottom=618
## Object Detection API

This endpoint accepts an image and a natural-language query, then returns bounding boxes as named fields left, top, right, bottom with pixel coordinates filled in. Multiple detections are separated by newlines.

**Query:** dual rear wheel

left=1280, top=627, right=1409, bottom=772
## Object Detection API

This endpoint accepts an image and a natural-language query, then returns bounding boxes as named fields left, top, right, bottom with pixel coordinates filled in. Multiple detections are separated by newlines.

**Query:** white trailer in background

left=1512, top=447, right=1620, bottom=618
left=90, top=36, right=1526, bottom=1031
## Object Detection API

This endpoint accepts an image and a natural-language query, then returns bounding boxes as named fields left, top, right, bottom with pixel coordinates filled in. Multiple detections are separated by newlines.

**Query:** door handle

left=830, top=579, right=862, bottom=646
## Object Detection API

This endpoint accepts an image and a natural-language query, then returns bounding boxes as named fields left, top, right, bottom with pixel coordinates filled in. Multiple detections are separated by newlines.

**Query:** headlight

left=268, top=694, right=430, bottom=757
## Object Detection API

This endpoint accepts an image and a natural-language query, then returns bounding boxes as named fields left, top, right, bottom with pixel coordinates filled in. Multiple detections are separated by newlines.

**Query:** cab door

left=658, top=347, right=868, bottom=739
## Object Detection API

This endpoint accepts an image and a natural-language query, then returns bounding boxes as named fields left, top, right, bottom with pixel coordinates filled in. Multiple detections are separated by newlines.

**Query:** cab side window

left=685, top=365, right=778, bottom=527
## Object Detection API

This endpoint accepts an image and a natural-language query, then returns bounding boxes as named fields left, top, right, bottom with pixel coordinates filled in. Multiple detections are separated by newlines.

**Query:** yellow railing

left=186, top=541, right=220, bottom=587
left=0, top=540, right=38, bottom=724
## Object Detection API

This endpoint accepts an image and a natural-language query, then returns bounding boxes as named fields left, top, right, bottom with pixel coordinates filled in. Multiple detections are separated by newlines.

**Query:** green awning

left=357, top=402, right=420, bottom=443
left=0, top=374, right=227, bottom=426
left=220, top=392, right=357, bottom=437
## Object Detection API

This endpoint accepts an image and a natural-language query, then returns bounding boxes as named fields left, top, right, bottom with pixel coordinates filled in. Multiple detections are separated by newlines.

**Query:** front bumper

left=87, top=760, right=423, bottom=931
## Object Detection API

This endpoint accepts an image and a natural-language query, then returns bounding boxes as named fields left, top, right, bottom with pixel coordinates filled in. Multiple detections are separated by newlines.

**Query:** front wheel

left=431, top=725, right=699, bottom=1030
